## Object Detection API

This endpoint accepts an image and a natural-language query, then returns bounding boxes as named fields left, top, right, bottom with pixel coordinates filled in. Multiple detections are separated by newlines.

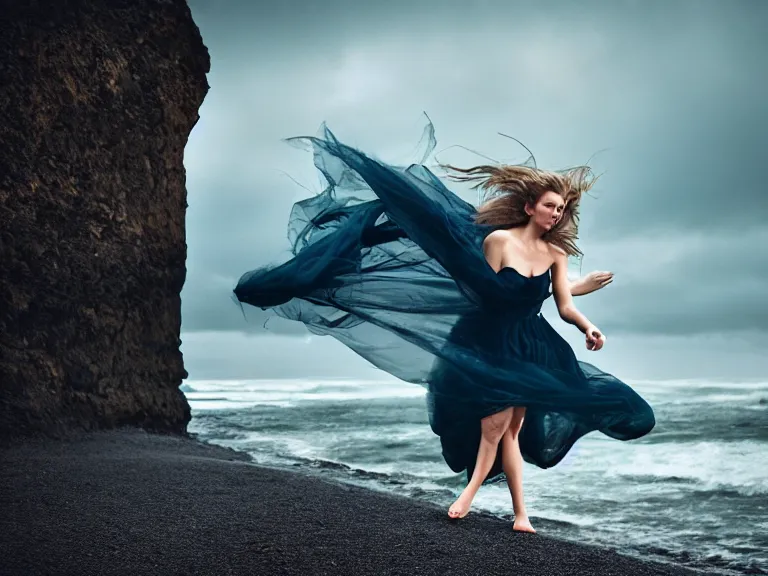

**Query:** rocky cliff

left=0, top=0, right=210, bottom=436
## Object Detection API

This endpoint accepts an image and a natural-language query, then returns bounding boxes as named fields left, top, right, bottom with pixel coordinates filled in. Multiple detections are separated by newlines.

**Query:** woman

left=434, top=162, right=612, bottom=532
left=234, top=121, right=655, bottom=533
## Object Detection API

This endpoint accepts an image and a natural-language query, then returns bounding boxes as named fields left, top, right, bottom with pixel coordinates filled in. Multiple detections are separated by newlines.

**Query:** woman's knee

left=506, top=407, right=526, bottom=439
left=481, top=408, right=514, bottom=444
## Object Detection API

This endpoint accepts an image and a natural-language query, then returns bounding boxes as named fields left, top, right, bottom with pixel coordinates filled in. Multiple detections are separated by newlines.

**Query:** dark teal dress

left=234, top=121, right=655, bottom=483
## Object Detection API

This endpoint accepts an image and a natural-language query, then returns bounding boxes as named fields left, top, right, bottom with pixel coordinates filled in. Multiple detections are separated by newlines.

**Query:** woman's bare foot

left=512, top=516, right=536, bottom=533
left=447, top=491, right=474, bottom=519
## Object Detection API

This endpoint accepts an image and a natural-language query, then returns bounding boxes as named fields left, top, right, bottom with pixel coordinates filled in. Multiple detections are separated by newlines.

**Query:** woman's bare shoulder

left=483, top=229, right=511, bottom=248
left=546, top=242, right=568, bottom=262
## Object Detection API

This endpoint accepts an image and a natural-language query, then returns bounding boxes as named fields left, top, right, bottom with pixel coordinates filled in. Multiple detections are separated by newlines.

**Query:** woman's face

left=527, top=191, right=565, bottom=231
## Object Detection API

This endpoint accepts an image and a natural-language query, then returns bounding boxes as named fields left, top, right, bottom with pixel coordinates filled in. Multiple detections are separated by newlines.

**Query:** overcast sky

left=180, top=0, right=768, bottom=382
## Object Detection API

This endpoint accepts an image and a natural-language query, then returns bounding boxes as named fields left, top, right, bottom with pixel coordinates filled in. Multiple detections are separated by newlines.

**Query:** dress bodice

left=491, top=266, right=552, bottom=318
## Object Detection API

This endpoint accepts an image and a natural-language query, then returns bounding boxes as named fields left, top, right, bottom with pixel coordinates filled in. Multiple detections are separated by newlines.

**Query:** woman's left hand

left=585, top=325, right=606, bottom=351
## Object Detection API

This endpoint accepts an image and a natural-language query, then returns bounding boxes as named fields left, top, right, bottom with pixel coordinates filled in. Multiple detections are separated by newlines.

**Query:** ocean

left=184, top=377, right=768, bottom=575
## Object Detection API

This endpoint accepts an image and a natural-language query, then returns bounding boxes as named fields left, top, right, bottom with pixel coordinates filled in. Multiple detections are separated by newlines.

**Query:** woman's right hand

left=584, top=270, right=614, bottom=291
left=585, top=325, right=606, bottom=351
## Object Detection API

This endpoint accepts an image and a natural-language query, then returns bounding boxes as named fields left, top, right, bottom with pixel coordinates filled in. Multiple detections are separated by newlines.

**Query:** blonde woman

left=235, top=122, right=655, bottom=533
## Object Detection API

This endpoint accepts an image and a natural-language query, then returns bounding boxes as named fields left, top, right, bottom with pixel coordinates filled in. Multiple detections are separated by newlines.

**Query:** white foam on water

left=189, top=399, right=295, bottom=410
left=630, top=379, right=768, bottom=390
left=601, top=439, right=768, bottom=496
left=470, top=485, right=601, bottom=527
left=185, top=378, right=426, bottom=409
left=341, top=458, right=448, bottom=479
left=184, top=378, right=767, bottom=410
left=690, top=391, right=768, bottom=404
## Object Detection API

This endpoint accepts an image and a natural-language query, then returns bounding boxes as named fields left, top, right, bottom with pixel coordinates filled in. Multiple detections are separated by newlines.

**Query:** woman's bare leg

left=448, top=407, right=514, bottom=519
left=501, top=406, right=535, bottom=533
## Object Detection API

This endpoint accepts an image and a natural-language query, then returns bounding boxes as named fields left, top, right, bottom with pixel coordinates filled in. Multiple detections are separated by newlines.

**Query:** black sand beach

left=0, top=430, right=697, bottom=576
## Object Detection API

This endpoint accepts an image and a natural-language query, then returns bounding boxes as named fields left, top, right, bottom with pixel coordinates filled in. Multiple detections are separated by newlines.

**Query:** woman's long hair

left=442, top=163, right=599, bottom=257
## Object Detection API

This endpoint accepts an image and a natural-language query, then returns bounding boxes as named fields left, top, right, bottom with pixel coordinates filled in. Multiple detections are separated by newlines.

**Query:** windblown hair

left=442, top=163, right=599, bottom=257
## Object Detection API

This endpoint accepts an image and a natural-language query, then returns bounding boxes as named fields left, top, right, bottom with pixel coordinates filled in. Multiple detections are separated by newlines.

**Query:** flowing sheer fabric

left=234, top=121, right=655, bottom=482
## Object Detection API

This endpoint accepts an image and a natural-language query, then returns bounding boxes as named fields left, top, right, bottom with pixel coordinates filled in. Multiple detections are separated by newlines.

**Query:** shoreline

left=1, top=428, right=698, bottom=576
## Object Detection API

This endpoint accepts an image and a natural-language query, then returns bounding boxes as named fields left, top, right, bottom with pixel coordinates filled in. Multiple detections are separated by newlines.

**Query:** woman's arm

left=569, top=271, right=614, bottom=297
left=551, top=249, right=606, bottom=351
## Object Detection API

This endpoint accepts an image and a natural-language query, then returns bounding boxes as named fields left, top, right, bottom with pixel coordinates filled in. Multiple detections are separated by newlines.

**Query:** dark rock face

left=0, top=0, right=210, bottom=436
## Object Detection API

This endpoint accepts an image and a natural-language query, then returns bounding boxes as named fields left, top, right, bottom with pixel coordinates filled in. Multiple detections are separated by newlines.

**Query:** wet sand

left=0, top=429, right=696, bottom=576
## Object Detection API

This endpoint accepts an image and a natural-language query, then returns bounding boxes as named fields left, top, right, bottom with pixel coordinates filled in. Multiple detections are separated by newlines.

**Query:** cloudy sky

left=180, top=0, right=767, bottom=382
